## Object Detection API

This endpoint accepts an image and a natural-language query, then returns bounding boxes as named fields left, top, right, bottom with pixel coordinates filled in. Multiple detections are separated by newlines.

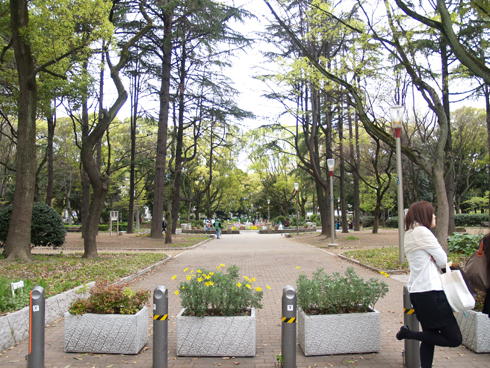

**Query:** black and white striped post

left=281, top=285, right=297, bottom=368
left=153, top=286, right=168, bottom=368
left=27, top=286, right=45, bottom=368
left=403, top=285, right=420, bottom=368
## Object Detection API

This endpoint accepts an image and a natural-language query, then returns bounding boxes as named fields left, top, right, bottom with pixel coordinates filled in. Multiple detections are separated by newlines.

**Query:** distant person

left=285, top=219, right=290, bottom=228
left=215, top=218, right=222, bottom=239
left=278, top=221, right=283, bottom=230
left=162, top=219, right=166, bottom=233
left=395, top=201, right=462, bottom=368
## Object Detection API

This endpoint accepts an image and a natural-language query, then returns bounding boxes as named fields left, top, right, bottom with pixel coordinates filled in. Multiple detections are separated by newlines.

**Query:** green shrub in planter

left=0, top=203, right=66, bottom=247
left=296, top=267, right=388, bottom=314
left=69, top=280, right=150, bottom=315
left=448, top=233, right=482, bottom=257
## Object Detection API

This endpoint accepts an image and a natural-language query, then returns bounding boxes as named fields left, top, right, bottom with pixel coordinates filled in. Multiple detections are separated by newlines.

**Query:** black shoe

left=396, top=325, right=410, bottom=340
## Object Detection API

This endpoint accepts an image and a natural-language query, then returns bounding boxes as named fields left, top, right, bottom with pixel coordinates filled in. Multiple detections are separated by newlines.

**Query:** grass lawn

left=343, top=246, right=469, bottom=272
left=0, top=252, right=168, bottom=315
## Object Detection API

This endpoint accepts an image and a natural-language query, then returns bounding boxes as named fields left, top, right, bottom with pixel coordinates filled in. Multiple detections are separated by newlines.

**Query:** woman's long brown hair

left=405, top=201, right=434, bottom=231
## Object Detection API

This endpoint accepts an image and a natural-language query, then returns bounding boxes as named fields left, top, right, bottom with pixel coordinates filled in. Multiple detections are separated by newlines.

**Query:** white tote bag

left=440, top=263, right=475, bottom=313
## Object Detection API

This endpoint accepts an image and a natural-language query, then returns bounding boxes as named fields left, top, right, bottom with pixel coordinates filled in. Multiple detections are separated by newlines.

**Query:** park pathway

left=1, top=231, right=489, bottom=367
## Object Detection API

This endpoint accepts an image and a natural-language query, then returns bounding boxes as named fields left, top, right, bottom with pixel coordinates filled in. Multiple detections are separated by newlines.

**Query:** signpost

left=110, top=211, right=119, bottom=236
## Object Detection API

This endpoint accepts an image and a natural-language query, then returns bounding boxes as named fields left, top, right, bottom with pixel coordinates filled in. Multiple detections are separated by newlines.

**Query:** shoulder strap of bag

left=477, top=238, right=485, bottom=258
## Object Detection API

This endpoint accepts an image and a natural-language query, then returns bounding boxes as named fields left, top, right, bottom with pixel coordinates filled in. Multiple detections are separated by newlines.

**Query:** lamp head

left=294, top=182, right=299, bottom=191
left=267, top=199, right=270, bottom=204
left=327, top=158, right=335, bottom=171
left=390, top=105, right=403, bottom=129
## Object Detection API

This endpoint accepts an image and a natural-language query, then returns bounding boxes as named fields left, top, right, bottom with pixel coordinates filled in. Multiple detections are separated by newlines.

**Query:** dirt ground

left=32, top=232, right=210, bottom=257
left=41, top=226, right=487, bottom=256
left=289, top=226, right=487, bottom=254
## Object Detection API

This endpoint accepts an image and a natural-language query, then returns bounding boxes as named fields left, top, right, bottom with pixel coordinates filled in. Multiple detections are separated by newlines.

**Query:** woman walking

left=396, top=201, right=462, bottom=367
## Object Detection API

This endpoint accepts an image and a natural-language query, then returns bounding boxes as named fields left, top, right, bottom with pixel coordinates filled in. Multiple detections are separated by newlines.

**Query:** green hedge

left=454, top=213, right=488, bottom=226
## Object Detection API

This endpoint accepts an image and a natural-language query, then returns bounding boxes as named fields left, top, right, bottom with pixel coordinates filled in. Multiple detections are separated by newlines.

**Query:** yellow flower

left=205, top=282, right=210, bottom=287
left=191, top=269, right=194, bottom=273
left=251, top=277, right=256, bottom=282
left=296, top=266, right=300, bottom=270
left=236, top=283, right=242, bottom=288
left=255, top=287, right=262, bottom=291
left=186, top=275, right=192, bottom=280
left=202, top=274, right=207, bottom=278
left=217, top=266, right=221, bottom=270
left=205, top=275, right=211, bottom=280
left=198, top=277, right=203, bottom=282
left=244, top=276, right=250, bottom=281
left=181, top=286, right=185, bottom=289
left=208, top=281, right=214, bottom=286
left=174, top=291, right=179, bottom=295
left=209, top=272, right=214, bottom=275
left=183, top=268, right=188, bottom=272
left=220, top=263, right=225, bottom=267
left=197, top=270, right=202, bottom=273
left=267, top=285, right=271, bottom=290
left=172, top=275, right=177, bottom=280
left=246, top=284, right=251, bottom=289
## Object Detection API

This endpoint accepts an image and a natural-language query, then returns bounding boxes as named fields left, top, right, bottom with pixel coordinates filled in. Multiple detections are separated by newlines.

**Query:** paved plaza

left=1, top=231, right=489, bottom=367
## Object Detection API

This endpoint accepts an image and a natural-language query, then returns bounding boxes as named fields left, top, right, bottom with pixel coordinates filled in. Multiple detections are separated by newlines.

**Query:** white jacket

left=405, top=225, right=447, bottom=293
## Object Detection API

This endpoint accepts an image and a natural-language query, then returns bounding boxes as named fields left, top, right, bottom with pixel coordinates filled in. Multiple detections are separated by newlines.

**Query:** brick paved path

left=1, top=231, right=489, bottom=368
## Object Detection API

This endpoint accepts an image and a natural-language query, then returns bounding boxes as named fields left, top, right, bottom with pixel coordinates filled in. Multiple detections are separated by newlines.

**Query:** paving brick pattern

left=1, top=231, right=489, bottom=367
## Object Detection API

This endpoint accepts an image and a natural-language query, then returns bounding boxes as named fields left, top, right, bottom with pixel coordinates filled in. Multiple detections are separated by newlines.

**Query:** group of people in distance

left=397, top=201, right=490, bottom=368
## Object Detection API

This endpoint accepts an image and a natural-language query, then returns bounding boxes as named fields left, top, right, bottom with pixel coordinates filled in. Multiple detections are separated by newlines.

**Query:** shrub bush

left=296, top=267, right=388, bottom=314
left=447, top=233, right=482, bottom=257
left=310, top=214, right=321, bottom=225
left=454, top=213, right=488, bottom=227
left=275, top=215, right=286, bottom=224
left=361, top=216, right=374, bottom=228
left=98, top=224, right=109, bottom=231
left=69, top=280, right=150, bottom=315
left=0, top=203, right=66, bottom=247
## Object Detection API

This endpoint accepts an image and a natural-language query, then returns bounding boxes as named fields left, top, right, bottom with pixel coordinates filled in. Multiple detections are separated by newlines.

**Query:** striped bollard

left=281, top=285, right=296, bottom=368
left=153, top=286, right=168, bottom=368
left=403, top=284, right=420, bottom=368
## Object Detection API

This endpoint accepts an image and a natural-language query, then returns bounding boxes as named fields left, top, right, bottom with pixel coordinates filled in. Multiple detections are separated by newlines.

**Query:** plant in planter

left=176, top=264, right=265, bottom=357
left=297, top=267, right=388, bottom=356
left=455, top=290, right=490, bottom=353
left=64, top=280, right=151, bottom=354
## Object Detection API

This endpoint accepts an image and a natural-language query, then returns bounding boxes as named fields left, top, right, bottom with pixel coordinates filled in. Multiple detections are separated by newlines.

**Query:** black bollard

left=153, top=286, right=168, bottom=368
left=27, top=286, right=45, bottom=368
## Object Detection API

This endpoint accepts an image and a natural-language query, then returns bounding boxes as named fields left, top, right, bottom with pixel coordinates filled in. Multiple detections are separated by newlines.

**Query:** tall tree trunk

left=151, top=10, right=173, bottom=239
left=80, top=94, right=90, bottom=238
left=127, top=71, right=140, bottom=234
left=5, top=0, right=38, bottom=261
left=45, top=114, right=55, bottom=206
left=441, top=40, right=455, bottom=236
left=485, top=85, right=490, bottom=220
left=353, top=110, right=361, bottom=231
left=316, top=182, right=329, bottom=236
left=339, top=97, right=348, bottom=233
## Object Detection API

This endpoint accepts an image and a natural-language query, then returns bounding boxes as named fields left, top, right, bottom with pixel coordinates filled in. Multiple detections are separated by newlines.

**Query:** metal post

left=295, top=194, right=299, bottom=236
left=403, top=285, right=420, bottom=368
left=27, top=286, right=45, bottom=368
left=281, top=285, right=297, bottom=368
left=329, top=172, right=337, bottom=246
left=395, top=129, right=405, bottom=264
left=153, top=286, right=168, bottom=368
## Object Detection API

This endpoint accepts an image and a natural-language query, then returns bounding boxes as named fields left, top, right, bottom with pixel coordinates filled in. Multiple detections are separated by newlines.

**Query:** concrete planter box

left=298, top=308, right=381, bottom=356
left=64, top=306, right=148, bottom=354
left=456, top=309, right=490, bottom=353
left=177, top=308, right=255, bottom=357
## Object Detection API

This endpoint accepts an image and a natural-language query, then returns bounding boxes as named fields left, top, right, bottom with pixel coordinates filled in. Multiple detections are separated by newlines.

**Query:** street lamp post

left=327, top=159, right=338, bottom=246
left=390, top=106, right=405, bottom=265
left=294, top=182, right=299, bottom=235
left=267, top=199, right=270, bottom=223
